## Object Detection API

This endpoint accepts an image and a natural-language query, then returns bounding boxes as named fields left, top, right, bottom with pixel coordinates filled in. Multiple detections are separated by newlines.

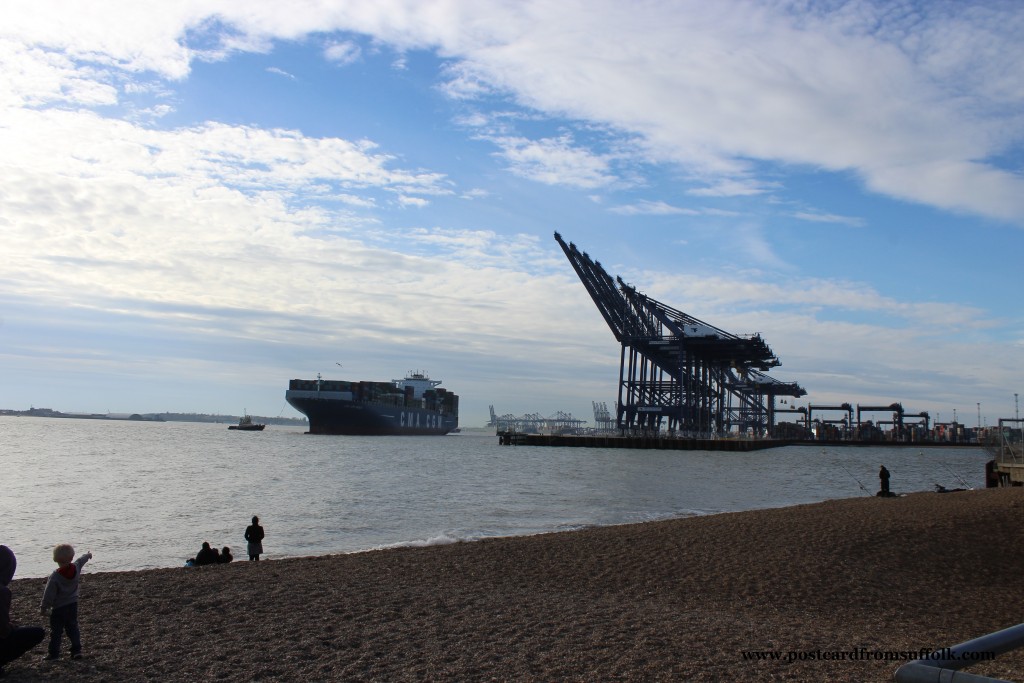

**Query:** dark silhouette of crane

left=555, top=232, right=805, bottom=437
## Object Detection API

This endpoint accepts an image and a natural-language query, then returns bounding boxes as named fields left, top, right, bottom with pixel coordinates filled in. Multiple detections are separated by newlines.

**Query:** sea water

left=0, top=416, right=990, bottom=578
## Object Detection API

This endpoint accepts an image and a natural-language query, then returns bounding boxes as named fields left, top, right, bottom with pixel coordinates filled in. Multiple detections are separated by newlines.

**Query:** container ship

left=285, top=372, right=459, bottom=435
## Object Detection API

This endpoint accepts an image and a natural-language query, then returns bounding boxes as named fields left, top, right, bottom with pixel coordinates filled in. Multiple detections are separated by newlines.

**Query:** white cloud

left=687, top=179, right=775, bottom=198
left=0, top=39, right=119, bottom=107
left=324, top=40, right=361, bottom=65
left=0, top=3, right=200, bottom=79
left=791, top=211, right=865, bottom=227
left=266, top=66, right=295, bottom=79
left=639, top=271, right=989, bottom=331
left=487, top=134, right=617, bottom=189
left=355, top=0, right=1024, bottom=224
left=453, top=111, right=490, bottom=128
left=439, top=62, right=498, bottom=100
left=397, top=195, right=429, bottom=208
left=6, top=1, right=1022, bottom=222
left=0, top=106, right=457, bottom=314
left=610, top=200, right=699, bottom=216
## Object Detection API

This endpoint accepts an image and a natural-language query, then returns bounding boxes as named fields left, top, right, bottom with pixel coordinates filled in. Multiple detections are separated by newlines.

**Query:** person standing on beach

left=244, top=516, right=265, bottom=561
left=1, top=545, right=45, bottom=676
left=39, top=544, right=92, bottom=661
left=879, top=465, right=891, bottom=495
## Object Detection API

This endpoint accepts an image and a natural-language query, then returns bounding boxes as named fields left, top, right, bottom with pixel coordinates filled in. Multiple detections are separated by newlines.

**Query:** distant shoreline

left=0, top=409, right=307, bottom=426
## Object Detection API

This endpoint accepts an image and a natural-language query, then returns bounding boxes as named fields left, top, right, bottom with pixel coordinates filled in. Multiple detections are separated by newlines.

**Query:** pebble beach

left=5, top=487, right=1024, bottom=681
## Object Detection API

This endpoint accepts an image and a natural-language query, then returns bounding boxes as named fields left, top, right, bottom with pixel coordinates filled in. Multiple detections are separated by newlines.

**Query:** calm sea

left=0, top=416, right=990, bottom=578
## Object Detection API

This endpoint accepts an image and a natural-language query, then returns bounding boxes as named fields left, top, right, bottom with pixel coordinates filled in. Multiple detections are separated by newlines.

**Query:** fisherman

left=879, top=465, right=891, bottom=496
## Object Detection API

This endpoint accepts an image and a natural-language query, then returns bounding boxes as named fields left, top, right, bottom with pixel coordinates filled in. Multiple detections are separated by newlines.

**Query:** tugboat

left=228, top=414, right=265, bottom=431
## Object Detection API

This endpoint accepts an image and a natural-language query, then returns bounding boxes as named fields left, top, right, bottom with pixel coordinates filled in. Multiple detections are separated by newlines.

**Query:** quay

left=497, top=432, right=789, bottom=451
left=496, top=432, right=986, bottom=451
left=989, top=417, right=1024, bottom=486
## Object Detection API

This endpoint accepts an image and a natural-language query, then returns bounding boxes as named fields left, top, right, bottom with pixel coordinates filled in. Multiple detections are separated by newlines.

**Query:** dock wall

left=496, top=433, right=986, bottom=451
left=497, top=432, right=789, bottom=451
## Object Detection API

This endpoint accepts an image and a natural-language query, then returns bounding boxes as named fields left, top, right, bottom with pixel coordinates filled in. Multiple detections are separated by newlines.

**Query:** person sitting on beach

left=244, top=517, right=265, bottom=562
left=218, top=547, right=233, bottom=563
left=1, top=545, right=45, bottom=676
left=193, top=542, right=219, bottom=566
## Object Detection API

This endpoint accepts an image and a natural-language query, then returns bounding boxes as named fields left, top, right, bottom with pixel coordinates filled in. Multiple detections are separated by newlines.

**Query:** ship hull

left=286, top=394, right=458, bottom=436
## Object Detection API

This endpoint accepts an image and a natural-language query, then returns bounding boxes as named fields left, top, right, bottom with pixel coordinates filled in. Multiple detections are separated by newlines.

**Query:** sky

left=1, top=0, right=1022, bottom=429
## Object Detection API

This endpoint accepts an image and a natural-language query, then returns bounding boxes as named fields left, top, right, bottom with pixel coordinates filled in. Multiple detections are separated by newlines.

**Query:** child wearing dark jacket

left=40, top=544, right=92, bottom=660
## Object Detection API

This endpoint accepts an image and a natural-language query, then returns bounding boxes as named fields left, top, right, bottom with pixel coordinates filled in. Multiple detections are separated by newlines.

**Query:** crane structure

left=807, top=403, right=854, bottom=439
left=555, top=232, right=806, bottom=438
left=592, top=401, right=615, bottom=431
left=488, top=405, right=587, bottom=435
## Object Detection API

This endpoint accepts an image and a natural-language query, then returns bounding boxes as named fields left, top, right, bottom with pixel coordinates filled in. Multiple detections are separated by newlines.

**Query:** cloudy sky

left=1, top=0, right=1022, bottom=428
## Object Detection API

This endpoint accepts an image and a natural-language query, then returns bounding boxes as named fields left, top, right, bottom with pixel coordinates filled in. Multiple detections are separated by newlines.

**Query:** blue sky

left=1, top=1, right=1022, bottom=428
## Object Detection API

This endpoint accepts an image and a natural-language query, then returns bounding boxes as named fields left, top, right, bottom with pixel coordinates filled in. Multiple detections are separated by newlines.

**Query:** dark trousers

left=48, top=602, right=81, bottom=657
left=0, top=625, right=46, bottom=666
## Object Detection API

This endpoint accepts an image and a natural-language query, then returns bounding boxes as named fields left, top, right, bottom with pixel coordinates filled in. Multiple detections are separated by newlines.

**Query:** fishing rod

left=940, top=458, right=974, bottom=490
left=919, top=452, right=974, bottom=491
left=837, top=461, right=872, bottom=497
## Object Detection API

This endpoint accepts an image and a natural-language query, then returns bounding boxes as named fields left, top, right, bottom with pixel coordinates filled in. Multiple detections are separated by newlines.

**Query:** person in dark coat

left=218, top=547, right=233, bottom=564
left=879, top=465, right=891, bottom=495
left=1, top=545, right=45, bottom=676
left=244, top=517, right=265, bottom=562
left=193, top=542, right=219, bottom=566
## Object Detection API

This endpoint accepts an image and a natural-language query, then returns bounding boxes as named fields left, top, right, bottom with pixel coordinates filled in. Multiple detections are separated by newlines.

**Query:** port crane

left=555, top=232, right=805, bottom=437
left=488, top=405, right=586, bottom=434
